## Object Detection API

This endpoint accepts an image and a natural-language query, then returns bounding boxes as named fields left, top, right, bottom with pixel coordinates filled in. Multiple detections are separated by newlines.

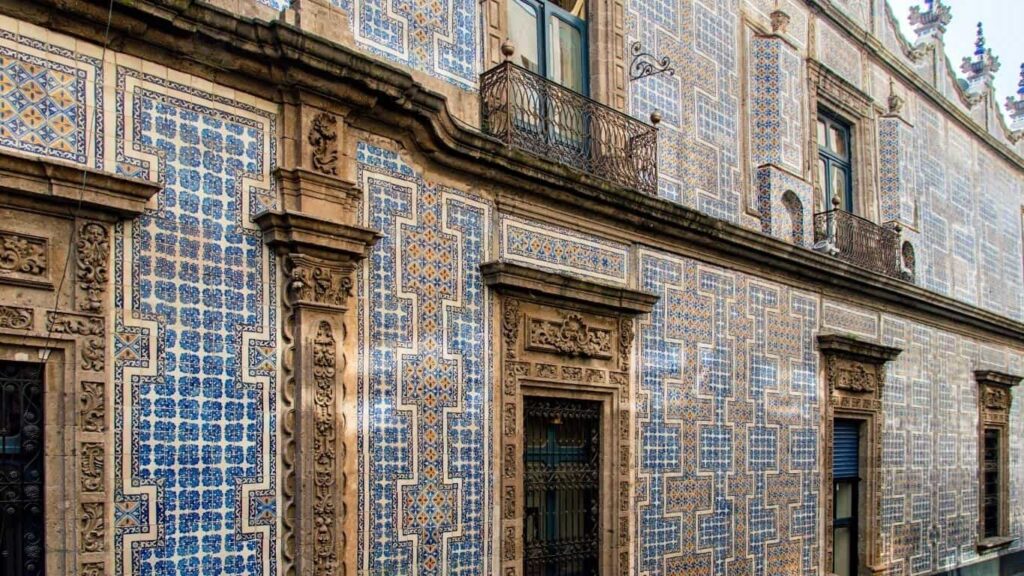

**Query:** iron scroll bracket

left=629, top=41, right=675, bottom=82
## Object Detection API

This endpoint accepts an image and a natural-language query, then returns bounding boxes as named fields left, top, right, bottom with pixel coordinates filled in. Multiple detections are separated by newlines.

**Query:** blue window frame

left=507, top=0, right=589, bottom=95
left=818, top=112, right=854, bottom=213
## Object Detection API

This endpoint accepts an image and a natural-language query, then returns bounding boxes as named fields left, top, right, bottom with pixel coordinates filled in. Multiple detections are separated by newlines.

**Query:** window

left=523, top=397, right=601, bottom=575
left=817, top=112, right=854, bottom=213
left=0, top=361, right=45, bottom=576
left=981, top=427, right=1001, bottom=539
left=507, top=0, right=588, bottom=94
left=833, top=419, right=860, bottom=576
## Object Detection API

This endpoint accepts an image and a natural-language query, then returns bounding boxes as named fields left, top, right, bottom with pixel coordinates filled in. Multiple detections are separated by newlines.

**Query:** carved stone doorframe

left=973, top=370, right=1019, bottom=550
left=482, top=261, right=658, bottom=576
left=818, top=334, right=901, bottom=576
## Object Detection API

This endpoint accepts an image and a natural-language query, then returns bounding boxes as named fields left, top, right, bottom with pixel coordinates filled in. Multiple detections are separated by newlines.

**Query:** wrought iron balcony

left=813, top=208, right=915, bottom=282
left=480, top=61, right=658, bottom=195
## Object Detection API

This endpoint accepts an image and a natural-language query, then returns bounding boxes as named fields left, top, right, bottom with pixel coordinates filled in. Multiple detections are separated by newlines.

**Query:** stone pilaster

left=256, top=98, right=380, bottom=576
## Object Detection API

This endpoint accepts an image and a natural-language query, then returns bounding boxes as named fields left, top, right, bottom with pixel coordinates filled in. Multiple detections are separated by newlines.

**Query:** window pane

left=508, top=0, right=540, bottom=72
left=818, top=158, right=828, bottom=197
left=817, top=119, right=827, bottom=149
left=831, top=167, right=848, bottom=209
left=551, top=0, right=586, bottom=18
left=833, top=526, right=852, bottom=576
left=831, top=125, right=847, bottom=157
left=549, top=16, right=585, bottom=93
left=835, top=482, right=854, bottom=519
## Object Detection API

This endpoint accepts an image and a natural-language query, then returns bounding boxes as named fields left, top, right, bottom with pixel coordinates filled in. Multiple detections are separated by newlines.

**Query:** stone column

left=257, top=99, right=380, bottom=576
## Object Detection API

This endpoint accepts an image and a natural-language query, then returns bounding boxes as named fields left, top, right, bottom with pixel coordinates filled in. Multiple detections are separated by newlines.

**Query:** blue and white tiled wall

left=824, top=300, right=1024, bottom=574
left=0, top=16, right=281, bottom=576
left=635, top=249, right=821, bottom=575
left=354, top=143, right=494, bottom=574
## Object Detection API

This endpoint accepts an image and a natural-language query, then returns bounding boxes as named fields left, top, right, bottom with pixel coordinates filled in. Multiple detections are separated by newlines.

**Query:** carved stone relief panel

left=75, top=221, right=109, bottom=313
left=0, top=229, right=50, bottom=287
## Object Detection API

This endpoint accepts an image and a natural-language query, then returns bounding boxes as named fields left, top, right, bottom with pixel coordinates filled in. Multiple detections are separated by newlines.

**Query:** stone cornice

left=255, top=210, right=381, bottom=262
left=817, top=333, right=902, bottom=364
left=481, top=262, right=659, bottom=315
left=6, top=0, right=1024, bottom=343
left=806, top=0, right=1024, bottom=171
left=973, top=370, right=1022, bottom=390
left=0, top=149, right=161, bottom=218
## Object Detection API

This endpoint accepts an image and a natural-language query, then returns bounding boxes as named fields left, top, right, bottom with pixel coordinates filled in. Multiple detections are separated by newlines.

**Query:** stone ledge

left=255, top=210, right=381, bottom=262
left=817, top=333, right=903, bottom=364
left=481, top=261, right=659, bottom=315
left=974, top=370, right=1022, bottom=389
left=976, top=536, right=1016, bottom=553
left=0, top=149, right=161, bottom=218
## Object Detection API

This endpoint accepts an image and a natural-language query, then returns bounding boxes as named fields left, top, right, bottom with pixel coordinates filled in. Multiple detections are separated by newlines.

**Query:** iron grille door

left=0, top=361, right=45, bottom=576
left=523, top=397, right=600, bottom=576
left=982, top=428, right=1000, bottom=538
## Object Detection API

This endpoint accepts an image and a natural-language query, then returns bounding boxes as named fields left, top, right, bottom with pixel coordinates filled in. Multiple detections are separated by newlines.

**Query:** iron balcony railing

left=813, top=208, right=914, bottom=282
left=480, top=61, right=658, bottom=195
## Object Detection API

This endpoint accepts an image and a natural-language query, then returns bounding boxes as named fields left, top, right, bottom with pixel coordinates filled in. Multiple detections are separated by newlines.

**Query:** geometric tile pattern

left=748, top=34, right=804, bottom=176
left=0, top=29, right=102, bottom=167
left=113, top=66, right=279, bottom=576
left=755, top=164, right=812, bottom=247
left=331, top=0, right=478, bottom=89
left=355, top=142, right=492, bottom=575
left=878, top=115, right=917, bottom=227
left=635, top=248, right=819, bottom=576
left=815, top=21, right=862, bottom=90
left=902, top=101, right=1024, bottom=320
left=879, top=315, right=1024, bottom=574
left=628, top=0, right=741, bottom=221
left=498, top=213, right=630, bottom=285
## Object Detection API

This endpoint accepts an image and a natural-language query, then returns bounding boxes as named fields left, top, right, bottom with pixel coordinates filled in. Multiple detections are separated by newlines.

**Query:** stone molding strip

left=0, top=149, right=161, bottom=218
left=5, top=0, right=1024, bottom=343
left=481, top=261, right=659, bottom=315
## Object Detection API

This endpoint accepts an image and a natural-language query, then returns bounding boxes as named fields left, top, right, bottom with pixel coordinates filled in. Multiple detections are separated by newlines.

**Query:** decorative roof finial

left=961, top=21, right=1000, bottom=91
left=909, top=0, right=951, bottom=38
left=1005, top=63, right=1024, bottom=133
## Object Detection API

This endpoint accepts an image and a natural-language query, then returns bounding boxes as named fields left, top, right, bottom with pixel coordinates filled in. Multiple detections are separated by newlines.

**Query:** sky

left=886, top=0, right=1022, bottom=121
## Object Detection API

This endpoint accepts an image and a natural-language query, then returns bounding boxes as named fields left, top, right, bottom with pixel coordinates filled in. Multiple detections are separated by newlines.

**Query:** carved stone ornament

left=80, top=380, right=105, bottom=432
left=80, top=442, right=105, bottom=493
left=769, top=9, right=790, bottom=35
left=887, top=80, right=905, bottom=115
left=983, top=386, right=1010, bottom=411
left=308, top=112, right=339, bottom=176
left=76, top=222, right=110, bottom=312
left=0, top=231, right=47, bottom=277
left=618, top=317, right=634, bottom=372
left=80, top=562, right=104, bottom=576
left=312, top=321, right=339, bottom=575
left=975, top=370, right=1020, bottom=423
left=289, top=257, right=353, bottom=307
left=0, top=305, right=32, bottom=329
left=79, top=502, right=105, bottom=553
left=526, top=312, right=613, bottom=359
left=47, top=312, right=106, bottom=371
left=830, top=359, right=877, bottom=393
left=503, top=298, right=521, bottom=359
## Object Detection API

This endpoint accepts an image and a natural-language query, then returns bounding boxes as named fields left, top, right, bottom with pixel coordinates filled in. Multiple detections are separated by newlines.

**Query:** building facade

left=0, top=0, right=1021, bottom=574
